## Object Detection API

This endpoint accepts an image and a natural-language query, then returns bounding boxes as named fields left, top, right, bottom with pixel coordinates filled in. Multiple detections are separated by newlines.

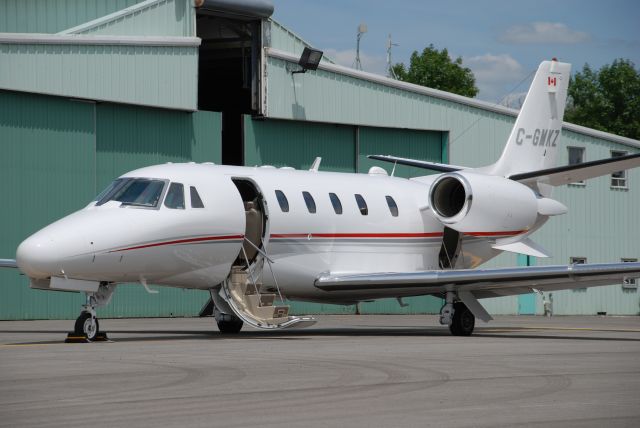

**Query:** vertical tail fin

left=489, top=60, right=571, bottom=177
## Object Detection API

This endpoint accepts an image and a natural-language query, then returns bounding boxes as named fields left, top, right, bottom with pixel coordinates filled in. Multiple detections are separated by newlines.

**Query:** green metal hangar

left=0, top=0, right=638, bottom=320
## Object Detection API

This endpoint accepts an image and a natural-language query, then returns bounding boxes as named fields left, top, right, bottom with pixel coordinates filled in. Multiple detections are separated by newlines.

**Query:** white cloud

left=465, top=54, right=527, bottom=103
left=501, top=22, right=590, bottom=44
left=324, top=48, right=388, bottom=76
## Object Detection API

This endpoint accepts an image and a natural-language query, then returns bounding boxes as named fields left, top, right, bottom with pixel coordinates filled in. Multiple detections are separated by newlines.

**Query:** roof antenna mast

left=386, top=34, right=399, bottom=79
left=355, top=23, right=367, bottom=70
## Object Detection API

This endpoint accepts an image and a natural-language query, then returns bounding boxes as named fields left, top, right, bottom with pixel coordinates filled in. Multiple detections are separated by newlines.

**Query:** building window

left=302, top=191, right=316, bottom=213
left=354, top=194, right=368, bottom=215
left=622, top=258, right=638, bottom=289
left=164, top=182, right=185, bottom=209
left=611, top=150, right=628, bottom=188
left=567, top=147, right=585, bottom=185
left=385, top=196, right=399, bottom=217
left=329, top=193, right=342, bottom=214
left=570, top=257, right=587, bottom=292
left=275, top=190, right=289, bottom=212
left=190, top=186, right=205, bottom=208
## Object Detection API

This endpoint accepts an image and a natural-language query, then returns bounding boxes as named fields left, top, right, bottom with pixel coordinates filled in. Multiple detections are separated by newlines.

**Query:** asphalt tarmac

left=1, top=315, right=639, bottom=428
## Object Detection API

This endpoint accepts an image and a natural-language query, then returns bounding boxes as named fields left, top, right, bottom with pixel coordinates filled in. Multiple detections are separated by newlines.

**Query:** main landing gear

left=68, top=284, right=115, bottom=342
left=440, top=292, right=475, bottom=336
left=215, top=309, right=244, bottom=334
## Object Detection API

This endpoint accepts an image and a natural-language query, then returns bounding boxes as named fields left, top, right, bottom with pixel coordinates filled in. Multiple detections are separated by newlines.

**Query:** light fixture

left=291, top=47, right=323, bottom=74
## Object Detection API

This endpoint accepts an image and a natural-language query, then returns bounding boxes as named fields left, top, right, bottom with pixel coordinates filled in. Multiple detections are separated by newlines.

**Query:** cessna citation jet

left=2, top=59, right=640, bottom=340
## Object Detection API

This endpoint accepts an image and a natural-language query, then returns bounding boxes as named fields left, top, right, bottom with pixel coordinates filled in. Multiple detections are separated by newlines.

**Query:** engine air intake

left=430, top=175, right=468, bottom=218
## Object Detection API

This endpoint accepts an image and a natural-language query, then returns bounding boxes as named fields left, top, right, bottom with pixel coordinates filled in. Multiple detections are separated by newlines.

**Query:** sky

left=271, top=0, right=640, bottom=105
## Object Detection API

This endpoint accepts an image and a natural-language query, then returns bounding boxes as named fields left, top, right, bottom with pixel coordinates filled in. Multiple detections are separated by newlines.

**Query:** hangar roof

left=265, top=47, right=639, bottom=150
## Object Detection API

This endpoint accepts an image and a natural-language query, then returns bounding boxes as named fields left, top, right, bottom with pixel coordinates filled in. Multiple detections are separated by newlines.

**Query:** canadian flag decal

left=548, top=76, right=557, bottom=86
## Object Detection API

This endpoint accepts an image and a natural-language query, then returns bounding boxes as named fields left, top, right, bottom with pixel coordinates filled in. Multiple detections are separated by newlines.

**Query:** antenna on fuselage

left=391, top=160, right=397, bottom=177
left=310, top=157, right=322, bottom=172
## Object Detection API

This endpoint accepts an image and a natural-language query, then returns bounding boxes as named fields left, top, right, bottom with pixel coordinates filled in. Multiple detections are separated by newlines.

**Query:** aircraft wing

left=0, top=259, right=18, bottom=269
left=315, top=262, right=640, bottom=299
left=509, top=152, right=640, bottom=186
left=367, top=155, right=466, bottom=173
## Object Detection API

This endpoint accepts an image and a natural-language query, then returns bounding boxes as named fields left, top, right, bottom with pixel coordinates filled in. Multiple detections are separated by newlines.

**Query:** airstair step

left=273, top=305, right=289, bottom=318
left=246, top=293, right=276, bottom=308
left=230, top=268, right=247, bottom=284
left=242, top=282, right=263, bottom=295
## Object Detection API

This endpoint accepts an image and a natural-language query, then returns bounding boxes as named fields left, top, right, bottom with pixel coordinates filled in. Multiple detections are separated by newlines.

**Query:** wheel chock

left=64, top=332, right=110, bottom=343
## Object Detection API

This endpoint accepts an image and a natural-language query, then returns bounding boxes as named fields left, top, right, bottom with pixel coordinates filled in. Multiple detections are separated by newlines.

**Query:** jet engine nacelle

left=428, top=172, right=538, bottom=234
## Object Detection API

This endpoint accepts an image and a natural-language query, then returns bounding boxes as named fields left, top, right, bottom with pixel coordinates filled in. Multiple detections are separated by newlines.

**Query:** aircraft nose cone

left=16, top=233, right=59, bottom=278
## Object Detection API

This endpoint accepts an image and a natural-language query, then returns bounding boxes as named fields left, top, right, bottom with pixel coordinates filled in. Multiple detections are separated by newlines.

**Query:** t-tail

left=486, top=59, right=571, bottom=178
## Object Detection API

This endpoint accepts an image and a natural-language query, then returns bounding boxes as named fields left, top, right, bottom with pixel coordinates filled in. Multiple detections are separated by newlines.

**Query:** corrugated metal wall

left=0, top=0, right=200, bottom=110
left=244, top=118, right=355, bottom=172
left=62, top=0, right=195, bottom=37
left=0, top=42, right=200, bottom=111
left=265, top=55, right=514, bottom=150
left=0, top=0, right=144, bottom=34
left=359, top=126, right=446, bottom=177
left=0, top=90, right=221, bottom=320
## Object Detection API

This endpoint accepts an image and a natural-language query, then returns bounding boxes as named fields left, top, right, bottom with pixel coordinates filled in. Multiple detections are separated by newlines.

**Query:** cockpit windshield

left=95, top=178, right=166, bottom=207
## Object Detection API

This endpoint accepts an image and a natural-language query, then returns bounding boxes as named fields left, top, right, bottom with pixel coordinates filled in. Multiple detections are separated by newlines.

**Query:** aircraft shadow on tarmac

left=3, top=325, right=640, bottom=345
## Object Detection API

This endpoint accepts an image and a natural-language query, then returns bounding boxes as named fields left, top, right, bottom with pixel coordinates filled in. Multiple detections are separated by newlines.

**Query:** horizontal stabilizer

left=510, top=152, right=640, bottom=186
left=492, top=238, right=551, bottom=258
left=0, top=259, right=17, bottom=268
left=367, top=155, right=465, bottom=173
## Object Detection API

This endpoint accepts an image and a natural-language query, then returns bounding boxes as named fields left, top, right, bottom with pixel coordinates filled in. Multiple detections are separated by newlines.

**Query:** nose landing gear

left=66, top=284, right=115, bottom=342
left=74, top=311, right=100, bottom=340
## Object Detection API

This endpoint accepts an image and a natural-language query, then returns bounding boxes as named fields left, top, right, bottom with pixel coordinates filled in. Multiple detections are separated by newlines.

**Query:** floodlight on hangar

left=290, top=47, right=323, bottom=74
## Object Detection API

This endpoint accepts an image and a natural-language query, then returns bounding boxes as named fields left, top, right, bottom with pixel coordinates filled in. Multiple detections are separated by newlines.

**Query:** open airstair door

left=214, top=178, right=316, bottom=330
left=439, top=227, right=462, bottom=269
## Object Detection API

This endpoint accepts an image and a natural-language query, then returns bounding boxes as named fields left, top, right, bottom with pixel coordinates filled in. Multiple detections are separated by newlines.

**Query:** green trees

left=391, top=44, right=478, bottom=98
left=565, top=59, right=640, bottom=140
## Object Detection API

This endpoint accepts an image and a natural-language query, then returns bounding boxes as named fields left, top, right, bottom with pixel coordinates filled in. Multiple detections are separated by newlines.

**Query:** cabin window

left=275, top=190, right=289, bottom=212
left=386, top=196, right=399, bottom=217
left=329, top=193, right=343, bottom=214
left=303, top=191, right=316, bottom=213
left=164, top=183, right=185, bottom=209
left=355, top=194, right=368, bottom=215
left=567, top=147, right=585, bottom=185
left=96, top=178, right=166, bottom=208
left=611, top=150, right=628, bottom=189
left=190, top=186, right=205, bottom=208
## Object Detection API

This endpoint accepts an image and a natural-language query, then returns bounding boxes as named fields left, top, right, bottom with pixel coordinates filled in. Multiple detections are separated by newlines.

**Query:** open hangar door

left=195, top=0, right=272, bottom=166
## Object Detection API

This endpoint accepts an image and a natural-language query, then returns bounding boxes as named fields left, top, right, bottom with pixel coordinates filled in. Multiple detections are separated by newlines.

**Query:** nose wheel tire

left=74, top=311, right=100, bottom=341
left=449, top=302, right=475, bottom=336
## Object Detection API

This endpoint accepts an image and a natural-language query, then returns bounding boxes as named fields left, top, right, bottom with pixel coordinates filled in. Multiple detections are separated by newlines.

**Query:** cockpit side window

left=164, top=183, right=185, bottom=209
left=96, top=178, right=166, bottom=208
left=94, top=178, right=124, bottom=202
left=190, top=186, right=205, bottom=208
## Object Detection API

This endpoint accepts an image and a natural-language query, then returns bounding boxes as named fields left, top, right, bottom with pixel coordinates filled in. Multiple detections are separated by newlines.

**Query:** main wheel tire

left=449, top=302, right=475, bottom=336
left=74, top=311, right=99, bottom=340
left=216, top=319, right=244, bottom=334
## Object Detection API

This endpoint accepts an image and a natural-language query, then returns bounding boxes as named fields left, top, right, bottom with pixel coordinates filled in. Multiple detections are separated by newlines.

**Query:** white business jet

left=2, top=59, right=640, bottom=340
